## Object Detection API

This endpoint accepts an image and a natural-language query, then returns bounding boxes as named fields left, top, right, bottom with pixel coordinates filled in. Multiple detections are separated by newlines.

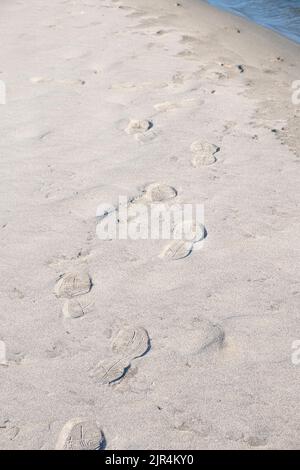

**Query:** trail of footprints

left=5, top=0, right=269, bottom=451
left=97, top=178, right=208, bottom=260
left=50, top=14, right=225, bottom=448
left=53, top=271, right=152, bottom=449
left=53, top=177, right=222, bottom=449
left=31, top=63, right=223, bottom=451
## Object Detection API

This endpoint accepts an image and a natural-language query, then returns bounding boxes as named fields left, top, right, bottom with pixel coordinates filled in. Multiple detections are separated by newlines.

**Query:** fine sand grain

left=0, top=0, right=299, bottom=450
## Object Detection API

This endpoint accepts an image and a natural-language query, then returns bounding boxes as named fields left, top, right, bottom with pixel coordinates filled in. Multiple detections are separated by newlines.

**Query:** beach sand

left=0, top=0, right=299, bottom=449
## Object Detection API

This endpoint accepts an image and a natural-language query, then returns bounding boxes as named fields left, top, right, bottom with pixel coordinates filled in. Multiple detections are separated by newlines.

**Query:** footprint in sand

left=245, top=428, right=269, bottom=448
left=56, top=79, right=86, bottom=86
left=191, top=318, right=225, bottom=354
left=153, top=101, right=178, bottom=112
left=143, top=182, right=177, bottom=203
left=125, top=119, right=152, bottom=135
left=155, top=29, right=171, bottom=36
left=54, top=272, right=92, bottom=298
left=55, top=418, right=105, bottom=450
left=6, top=425, right=20, bottom=441
left=190, top=140, right=220, bottom=167
left=160, top=220, right=206, bottom=260
left=169, top=318, right=225, bottom=356
left=90, top=327, right=150, bottom=385
left=30, top=77, right=52, bottom=84
left=30, top=77, right=85, bottom=86
left=97, top=184, right=176, bottom=234
left=62, top=294, right=94, bottom=319
left=180, top=34, right=200, bottom=45
left=172, top=220, right=205, bottom=243
left=134, top=130, right=158, bottom=143
left=0, top=413, right=9, bottom=428
left=91, top=357, right=128, bottom=385
left=159, top=240, right=193, bottom=260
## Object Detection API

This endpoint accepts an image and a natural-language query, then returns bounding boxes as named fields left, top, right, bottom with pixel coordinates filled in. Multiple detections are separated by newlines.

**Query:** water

left=205, top=0, right=300, bottom=44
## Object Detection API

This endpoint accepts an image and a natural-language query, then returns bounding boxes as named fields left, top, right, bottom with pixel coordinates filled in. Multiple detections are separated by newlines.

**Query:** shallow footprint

left=170, top=318, right=225, bottom=356
left=55, top=418, right=105, bottom=450
left=190, top=141, right=219, bottom=167
left=134, top=130, right=158, bottom=143
left=153, top=101, right=178, bottom=112
left=30, top=76, right=52, bottom=84
left=144, top=183, right=177, bottom=202
left=56, top=78, right=85, bottom=86
left=54, top=272, right=92, bottom=298
left=62, top=295, right=94, bottom=319
left=125, top=119, right=152, bottom=135
left=173, top=220, right=205, bottom=243
left=160, top=240, right=193, bottom=260
left=112, top=327, right=150, bottom=361
left=193, top=318, right=225, bottom=353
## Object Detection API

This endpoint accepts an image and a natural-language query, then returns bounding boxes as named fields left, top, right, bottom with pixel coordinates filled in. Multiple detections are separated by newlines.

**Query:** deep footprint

left=90, top=358, right=128, bottom=385
left=190, top=141, right=220, bottom=167
left=90, top=327, right=150, bottom=385
left=55, top=418, right=105, bottom=450
left=54, top=272, right=92, bottom=298
left=125, top=119, right=152, bottom=135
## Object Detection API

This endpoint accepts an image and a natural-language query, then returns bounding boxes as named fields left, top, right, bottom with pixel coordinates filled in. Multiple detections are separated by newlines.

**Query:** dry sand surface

left=0, top=0, right=300, bottom=450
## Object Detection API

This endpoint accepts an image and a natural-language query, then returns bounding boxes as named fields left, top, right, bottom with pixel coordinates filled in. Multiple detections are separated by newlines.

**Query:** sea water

left=205, top=0, right=300, bottom=43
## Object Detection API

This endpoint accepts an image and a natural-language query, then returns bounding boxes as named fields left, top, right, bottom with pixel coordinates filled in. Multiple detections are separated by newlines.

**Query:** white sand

left=0, top=0, right=300, bottom=449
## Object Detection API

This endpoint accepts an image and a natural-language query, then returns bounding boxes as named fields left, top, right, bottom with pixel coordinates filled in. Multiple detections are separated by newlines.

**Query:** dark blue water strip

left=205, top=0, right=300, bottom=44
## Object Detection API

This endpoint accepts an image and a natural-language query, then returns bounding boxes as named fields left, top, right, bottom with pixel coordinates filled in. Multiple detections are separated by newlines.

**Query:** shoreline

left=126, top=0, right=300, bottom=54
left=203, top=0, right=300, bottom=45
left=0, top=0, right=299, bottom=450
